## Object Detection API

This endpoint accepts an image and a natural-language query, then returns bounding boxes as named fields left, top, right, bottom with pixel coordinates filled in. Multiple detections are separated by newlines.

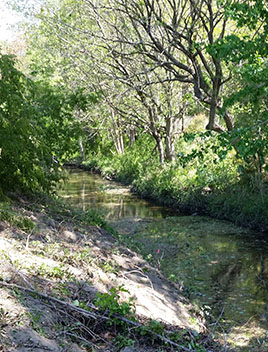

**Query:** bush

left=84, top=132, right=268, bottom=230
left=0, top=53, right=83, bottom=194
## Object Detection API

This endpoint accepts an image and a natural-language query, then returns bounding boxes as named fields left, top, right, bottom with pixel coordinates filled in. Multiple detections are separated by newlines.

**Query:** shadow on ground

left=1, top=197, right=264, bottom=351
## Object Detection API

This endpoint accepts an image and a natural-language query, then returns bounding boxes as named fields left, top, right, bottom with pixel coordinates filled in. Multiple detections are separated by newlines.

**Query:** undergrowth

left=83, top=134, right=268, bottom=231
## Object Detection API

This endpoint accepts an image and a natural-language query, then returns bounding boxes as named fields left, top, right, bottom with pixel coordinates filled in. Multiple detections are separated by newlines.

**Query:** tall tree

left=209, top=0, right=268, bottom=184
left=22, top=0, right=194, bottom=163
left=90, top=0, right=236, bottom=132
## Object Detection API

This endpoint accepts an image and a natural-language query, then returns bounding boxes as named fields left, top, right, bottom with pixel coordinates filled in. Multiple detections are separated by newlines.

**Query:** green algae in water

left=131, top=216, right=268, bottom=328
left=59, top=168, right=268, bottom=350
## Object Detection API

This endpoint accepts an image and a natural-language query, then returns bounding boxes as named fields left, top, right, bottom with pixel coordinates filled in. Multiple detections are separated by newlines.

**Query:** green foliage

left=29, top=262, right=72, bottom=280
left=85, top=130, right=267, bottom=230
left=114, top=334, right=135, bottom=351
left=0, top=53, right=85, bottom=194
left=32, top=83, right=84, bottom=163
left=76, top=208, right=107, bottom=228
left=0, top=53, right=50, bottom=193
left=84, top=134, right=157, bottom=182
left=98, top=260, right=119, bottom=274
left=207, top=1, right=268, bottom=187
left=94, top=285, right=136, bottom=324
left=148, top=319, right=164, bottom=335
left=8, top=0, right=267, bottom=232
left=208, top=0, right=268, bottom=127
left=234, top=126, right=268, bottom=174
left=0, top=203, right=35, bottom=231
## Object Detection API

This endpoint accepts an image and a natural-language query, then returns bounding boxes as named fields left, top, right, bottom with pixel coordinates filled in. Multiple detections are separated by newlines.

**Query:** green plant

left=15, top=217, right=35, bottom=232
left=148, top=319, right=164, bottom=335
left=94, top=286, right=136, bottom=325
left=114, top=334, right=135, bottom=351
left=0, top=52, right=87, bottom=195
left=30, top=263, right=72, bottom=280
left=26, top=310, right=46, bottom=335
left=99, top=260, right=119, bottom=274
left=0, top=204, right=35, bottom=232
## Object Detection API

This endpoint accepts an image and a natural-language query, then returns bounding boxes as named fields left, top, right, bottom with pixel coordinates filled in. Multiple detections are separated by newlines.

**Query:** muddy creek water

left=59, top=168, right=268, bottom=347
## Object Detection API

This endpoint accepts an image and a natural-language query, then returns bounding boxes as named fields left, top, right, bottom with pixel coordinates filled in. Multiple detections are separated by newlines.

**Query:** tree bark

left=111, top=108, right=125, bottom=155
left=153, top=133, right=165, bottom=165
left=79, top=138, right=85, bottom=161
left=165, top=116, right=176, bottom=162
left=128, top=126, right=137, bottom=146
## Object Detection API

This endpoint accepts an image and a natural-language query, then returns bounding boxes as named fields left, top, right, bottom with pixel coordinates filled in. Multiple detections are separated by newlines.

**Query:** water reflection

left=133, top=216, right=268, bottom=328
left=58, top=168, right=268, bottom=346
left=58, top=168, right=173, bottom=220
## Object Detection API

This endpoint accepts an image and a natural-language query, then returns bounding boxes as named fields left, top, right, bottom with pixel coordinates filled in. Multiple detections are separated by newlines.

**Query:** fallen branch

left=0, top=281, right=193, bottom=352
left=0, top=281, right=101, bottom=320
left=57, top=331, right=101, bottom=350
left=209, top=307, right=225, bottom=336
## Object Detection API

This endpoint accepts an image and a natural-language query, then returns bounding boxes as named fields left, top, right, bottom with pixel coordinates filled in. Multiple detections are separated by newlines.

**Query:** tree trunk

left=128, top=126, right=136, bottom=146
left=111, top=108, right=125, bottom=155
left=165, top=115, right=177, bottom=162
left=153, top=133, right=165, bottom=165
left=79, top=138, right=85, bottom=161
left=223, top=110, right=234, bottom=131
left=114, top=133, right=124, bottom=155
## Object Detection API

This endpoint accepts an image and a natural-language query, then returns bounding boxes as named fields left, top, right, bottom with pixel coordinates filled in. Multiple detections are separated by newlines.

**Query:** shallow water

left=59, top=168, right=268, bottom=348
left=58, top=168, right=174, bottom=219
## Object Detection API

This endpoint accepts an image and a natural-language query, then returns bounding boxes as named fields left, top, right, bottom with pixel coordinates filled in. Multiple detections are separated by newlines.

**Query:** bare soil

left=0, top=196, right=212, bottom=352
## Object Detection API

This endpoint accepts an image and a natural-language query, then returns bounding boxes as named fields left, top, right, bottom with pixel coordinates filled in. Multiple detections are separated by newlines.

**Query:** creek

left=58, top=168, right=268, bottom=347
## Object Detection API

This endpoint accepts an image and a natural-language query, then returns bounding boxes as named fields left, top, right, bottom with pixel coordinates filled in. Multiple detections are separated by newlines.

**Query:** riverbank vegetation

left=2, top=0, right=266, bottom=230
left=1, top=194, right=223, bottom=351
left=0, top=0, right=267, bottom=346
left=84, top=129, right=268, bottom=230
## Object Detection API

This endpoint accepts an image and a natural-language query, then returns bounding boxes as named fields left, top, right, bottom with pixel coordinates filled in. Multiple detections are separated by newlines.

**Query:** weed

left=29, top=263, right=73, bottom=280
left=94, top=285, right=136, bottom=325
left=148, top=320, right=164, bottom=335
left=98, top=259, right=119, bottom=274
left=84, top=133, right=268, bottom=231
left=15, top=217, right=35, bottom=232
left=114, top=334, right=135, bottom=351
left=12, top=288, right=22, bottom=299
left=168, top=274, right=176, bottom=282
left=139, top=320, right=165, bottom=344
left=52, top=284, right=71, bottom=297
left=26, top=311, right=46, bottom=336
left=0, top=204, right=35, bottom=232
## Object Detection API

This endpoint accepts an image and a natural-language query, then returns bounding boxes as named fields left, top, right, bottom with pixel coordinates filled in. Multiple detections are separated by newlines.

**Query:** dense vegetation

left=1, top=0, right=267, bottom=229
left=0, top=1, right=268, bottom=351
left=0, top=53, right=85, bottom=194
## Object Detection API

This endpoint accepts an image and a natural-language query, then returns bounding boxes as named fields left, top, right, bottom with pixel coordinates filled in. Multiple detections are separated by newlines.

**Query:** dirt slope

left=0, top=197, right=208, bottom=351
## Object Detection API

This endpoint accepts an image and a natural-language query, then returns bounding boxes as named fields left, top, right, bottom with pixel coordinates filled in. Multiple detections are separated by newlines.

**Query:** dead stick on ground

left=210, top=307, right=225, bottom=336
left=0, top=281, right=193, bottom=352
left=57, top=331, right=101, bottom=350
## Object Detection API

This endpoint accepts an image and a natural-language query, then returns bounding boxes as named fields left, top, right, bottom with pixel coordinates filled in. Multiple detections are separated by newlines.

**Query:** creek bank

left=0, top=195, right=220, bottom=351
left=58, top=167, right=268, bottom=351
left=110, top=216, right=268, bottom=352
left=77, top=161, right=268, bottom=233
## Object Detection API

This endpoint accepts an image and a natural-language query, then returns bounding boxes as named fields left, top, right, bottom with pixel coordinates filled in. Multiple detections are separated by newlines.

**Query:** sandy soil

left=0, top=198, right=206, bottom=351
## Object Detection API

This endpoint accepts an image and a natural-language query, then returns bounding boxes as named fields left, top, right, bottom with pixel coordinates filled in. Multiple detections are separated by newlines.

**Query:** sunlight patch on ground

left=226, top=323, right=268, bottom=351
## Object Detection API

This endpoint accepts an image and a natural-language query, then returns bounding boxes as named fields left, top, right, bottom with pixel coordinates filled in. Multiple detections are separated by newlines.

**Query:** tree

left=206, top=0, right=268, bottom=196
left=0, top=52, right=84, bottom=194
left=21, top=0, right=195, bottom=163
left=94, top=0, right=236, bottom=132
left=210, top=0, right=268, bottom=115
